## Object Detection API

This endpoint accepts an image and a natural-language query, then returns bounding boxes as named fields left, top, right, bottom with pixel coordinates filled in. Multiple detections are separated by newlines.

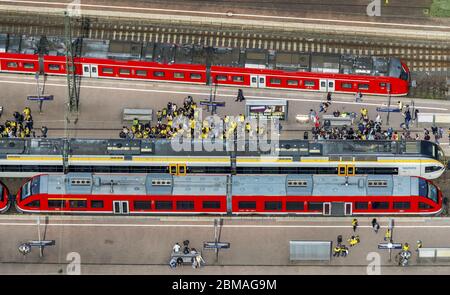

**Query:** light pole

left=386, top=83, right=392, bottom=126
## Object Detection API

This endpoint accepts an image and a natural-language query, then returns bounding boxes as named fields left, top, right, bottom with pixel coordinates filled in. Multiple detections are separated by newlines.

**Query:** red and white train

left=0, top=180, right=10, bottom=213
left=0, top=35, right=410, bottom=95
left=15, top=173, right=442, bottom=216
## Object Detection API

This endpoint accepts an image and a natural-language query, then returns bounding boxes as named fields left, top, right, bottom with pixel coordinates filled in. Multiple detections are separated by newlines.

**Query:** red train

left=15, top=173, right=442, bottom=216
left=0, top=180, right=10, bottom=213
left=0, top=35, right=410, bottom=96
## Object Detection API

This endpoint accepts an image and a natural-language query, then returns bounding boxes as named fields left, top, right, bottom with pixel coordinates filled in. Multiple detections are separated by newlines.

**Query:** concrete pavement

left=0, top=73, right=449, bottom=150
left=0, top=215, right=450, bottom=274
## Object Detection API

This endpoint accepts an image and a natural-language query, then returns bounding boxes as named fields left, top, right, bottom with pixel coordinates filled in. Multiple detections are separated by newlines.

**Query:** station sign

left=27, top=95, right=54, bottom=101
left=203, top=241, right=230, bottom=250
left=378, top=243, right=402, bottom=250
left=199, top=100, right=226, bottom=107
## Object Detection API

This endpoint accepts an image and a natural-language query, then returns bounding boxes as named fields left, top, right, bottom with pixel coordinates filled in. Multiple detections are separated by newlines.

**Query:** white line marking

left=1, top=223, right=450, bottom=228
left=0, top=80, right=447, bottom=111
left=1, top=0, right=450, bottom=30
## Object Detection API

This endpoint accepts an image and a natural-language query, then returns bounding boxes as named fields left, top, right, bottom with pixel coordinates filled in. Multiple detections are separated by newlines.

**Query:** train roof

left=34, top=173, right=419, bottom=197
left=232, top=175, right=419, bottom=197
left=0, top=34, right=402, bottom=77
left=0, top=138, right=441, bottom=160
left=39, top=173, right=228, bottom=196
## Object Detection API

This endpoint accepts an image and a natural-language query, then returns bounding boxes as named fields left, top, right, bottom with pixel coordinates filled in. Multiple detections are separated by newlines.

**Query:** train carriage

left=0, top=34, right=410, bottom=96
left=15, top=173, right=442, bottom=216
left=0, top=139, right=445, bottom=179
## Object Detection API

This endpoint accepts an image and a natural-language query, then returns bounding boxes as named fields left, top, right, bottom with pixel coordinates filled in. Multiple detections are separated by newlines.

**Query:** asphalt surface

left=0, top=216, right=450, bottom=274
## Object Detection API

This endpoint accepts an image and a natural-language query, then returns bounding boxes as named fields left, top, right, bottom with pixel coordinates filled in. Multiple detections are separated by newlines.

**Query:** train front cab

left=420, top=140, right=447, bottom=179
left=0, top=181, right=10, bottom=213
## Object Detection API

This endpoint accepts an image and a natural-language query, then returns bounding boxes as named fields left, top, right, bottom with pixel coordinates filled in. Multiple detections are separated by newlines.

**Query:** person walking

left=352, top=218, right=358, bottom=232
left=326, top=92, right=332, bottom=103
left=355, top=91, right=362, bottom=102
left=384, top=228, right=392, bottom=242
left=236, top=89, right=245, bottom=102
left=371, top=218, right=380, bottom=233
left=333, top=245, right=341, bottom=257
left=416, top=240, right=423, bottom=252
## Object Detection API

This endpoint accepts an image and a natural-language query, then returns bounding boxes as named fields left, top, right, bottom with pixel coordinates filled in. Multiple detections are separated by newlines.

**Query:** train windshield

left=421, top=141, right=447, bottom=165
left=428, top=183, right=439, bottom=203
left=0, top=186, right=3, bottom=202
left=418, top=178, right=439, bottom=204
left=20, top=177, right=40, bottom=200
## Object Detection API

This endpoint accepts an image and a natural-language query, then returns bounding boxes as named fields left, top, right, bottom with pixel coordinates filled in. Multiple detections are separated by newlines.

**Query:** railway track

left=0, top=11, right=448, bottom=73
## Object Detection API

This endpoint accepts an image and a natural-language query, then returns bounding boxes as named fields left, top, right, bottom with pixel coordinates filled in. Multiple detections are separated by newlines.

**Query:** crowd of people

left=309, top=92, right=447, bottom=144
left=120, top=96, right=265, bottom=140
left=0, top=107, right=35, bottom=138
left=0, top=107, right=49, bottom=138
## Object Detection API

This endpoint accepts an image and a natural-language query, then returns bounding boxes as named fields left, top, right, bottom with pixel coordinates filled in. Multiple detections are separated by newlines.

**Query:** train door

left=82, top=64, right=99, bottom=78
left=250, top=75, right=266, bottom=88
left=319, top=79, right=327, bottom=92
left=113, top=201, right=129, bottom=214
left=327, top=80, right=335, bottom=92
left=344, top=203, right=352, bottom=216
left=319, top=79, right=335, bottom=92
left=323, top=202, right=331, bottom=216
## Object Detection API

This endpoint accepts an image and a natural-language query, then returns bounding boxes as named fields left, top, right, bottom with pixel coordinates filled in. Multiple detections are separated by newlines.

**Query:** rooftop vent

left=70, top=178, right=92, bottom=186
left=287, top=180, right=308, bottom=187
left=368, top=180, right=388, bottom=187
left=151, top=179, right=172, bottom=186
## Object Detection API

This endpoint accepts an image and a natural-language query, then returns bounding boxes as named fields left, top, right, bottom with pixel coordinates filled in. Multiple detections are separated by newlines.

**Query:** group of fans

left=0, top=107, right=36, bottom=138
left=309, top=94, right=446, bottom=143
left=120, top=96, right=265, bottom=140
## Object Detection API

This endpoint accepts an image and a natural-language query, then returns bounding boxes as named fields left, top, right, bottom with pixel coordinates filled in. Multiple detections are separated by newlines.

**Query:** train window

left=341, top=82, right=353, bottom=89
left=26, top=200, right=40, bottom=207
left=48, top=200, right=66, bottom=208
left=380, top=82, right=387, bottom=87
left=136, top=70, right=148, bottom=77
left=232, top=76, right=244, bottom=82
left=425, top=166, right=442, bottom=173
left=287, top=80, right=299, bottom=86
left=155, top=201, right=172, bottom=210
left=264, top=201, right=282, bottom=211
left=48, top=64, right=60, bottom=71
left=393, top=202, right=410, bottom=210
left=119, top=68, right=131, bottom=75
left=154, top=71, right=165, bottom=77
left=372, top=202, right=389, bottom=210
left=190, top=73, right=202, bottom=80
left=355, top=202, right=368, bottom=210
left=174, top=72, right=185, bottom=79
left=69, top=200, right=87, bottom=208
left=134, top=201, right=151, bottom=210
left=308, top=202, right=323, bottom=211
left=91, top=200, right=104, bottom=208
left=238, top=201, right=256, bottom=209
left=304, top=80, right=315, bottom=87
left=176, top=201, right=194, bottom=210
left=7, top=62, right=18, bottom=68
left=24, top=63, right=35, bottom=69
left=358, top=84, right=370, bottom=90
left=203, top=201, right=221, bottom=209
left=286, top=201, right=304, bottom=211
left=419, top=202, right=433, bottom=209
left=215, top=75, right=227, bottom=81
left=270, top=78, right=281, bottom=85
left=102, top=68, right=113, bottom=74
